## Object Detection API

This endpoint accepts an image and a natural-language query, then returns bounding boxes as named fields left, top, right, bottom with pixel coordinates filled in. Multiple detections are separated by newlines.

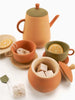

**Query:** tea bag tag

left=0, top=75, right=9, bottom=83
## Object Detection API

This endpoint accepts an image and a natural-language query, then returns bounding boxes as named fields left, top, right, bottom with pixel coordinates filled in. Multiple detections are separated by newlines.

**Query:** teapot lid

left=26, top=4, right=48, bottom=17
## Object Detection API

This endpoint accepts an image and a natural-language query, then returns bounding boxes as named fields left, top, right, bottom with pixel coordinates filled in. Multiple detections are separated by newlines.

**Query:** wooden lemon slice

left=48, top=44, right=63, bottom=54
left=0, top=39, right=12, bottom=49
left=0, top=34, right=16, bottom=55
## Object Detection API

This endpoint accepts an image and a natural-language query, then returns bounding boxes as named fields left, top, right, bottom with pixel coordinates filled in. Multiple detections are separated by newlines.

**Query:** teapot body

left=17, top=4, right=59, bottom=48
left=23, top=14, right=50, bottom=48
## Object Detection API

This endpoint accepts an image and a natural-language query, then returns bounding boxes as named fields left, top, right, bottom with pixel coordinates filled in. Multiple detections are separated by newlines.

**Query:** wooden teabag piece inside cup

left=12, top=43, right=30, bottom=55
left=17, top=48, right=30, bottom=55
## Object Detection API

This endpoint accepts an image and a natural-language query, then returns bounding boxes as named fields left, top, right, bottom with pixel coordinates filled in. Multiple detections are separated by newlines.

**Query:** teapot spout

left=50, top=15, right=59, bottom=27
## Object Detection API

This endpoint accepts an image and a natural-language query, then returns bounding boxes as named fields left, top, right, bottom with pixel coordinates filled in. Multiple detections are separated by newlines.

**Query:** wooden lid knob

left=35, top=3, right=40, bottom=9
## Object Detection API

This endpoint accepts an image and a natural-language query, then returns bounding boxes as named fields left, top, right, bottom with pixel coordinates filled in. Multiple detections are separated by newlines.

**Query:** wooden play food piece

left=16, top=48, right=30, bottom=55
left=13, top=84, right=25, bottom=98
left=17, top=3, right=59, bottom=48
left=48, top=43, right=63, bottom=54
left=36, top=63, right=54, bottom=78
left=0, top=39, right=12, bottom=49
left=36, top=70, right=54, bottom=78
left=37, top=63, right=48, bottom=72
left=28, top=57, right=61, bottom=92
left=36, top=71, right=46, bottom=78
left=45, top=70, right=54, bottom=78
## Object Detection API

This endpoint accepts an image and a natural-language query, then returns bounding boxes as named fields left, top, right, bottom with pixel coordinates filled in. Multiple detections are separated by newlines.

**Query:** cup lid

left=59, top=61, right=73, bottom=82
left=26, top=3, right=48, bottom=17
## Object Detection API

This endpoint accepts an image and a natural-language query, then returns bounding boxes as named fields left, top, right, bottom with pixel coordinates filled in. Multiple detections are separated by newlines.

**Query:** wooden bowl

left=28, top=57, right=61, bottom=92
left=45, top=41, right=74, bottom=61
left=11, top=40, right=36, bottom=63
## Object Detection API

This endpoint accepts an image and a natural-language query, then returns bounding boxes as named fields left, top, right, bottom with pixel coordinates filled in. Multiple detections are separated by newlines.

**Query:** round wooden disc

left=10, top=53, right=38, bottom=69
left=0, top=34, right=16, bottom=55
left=42, top=52, right=69, bottom=64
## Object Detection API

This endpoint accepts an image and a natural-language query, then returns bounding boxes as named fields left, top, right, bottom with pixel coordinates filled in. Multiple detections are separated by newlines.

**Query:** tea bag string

left=12, top=42, right=18, bottom=51
left=7, top=79, right=13, bottom=96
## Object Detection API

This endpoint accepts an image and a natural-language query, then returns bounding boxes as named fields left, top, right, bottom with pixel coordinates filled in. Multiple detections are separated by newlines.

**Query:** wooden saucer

left=42, top=52, right=69, bottom=64
left=10, top=53, right=38, bottom=69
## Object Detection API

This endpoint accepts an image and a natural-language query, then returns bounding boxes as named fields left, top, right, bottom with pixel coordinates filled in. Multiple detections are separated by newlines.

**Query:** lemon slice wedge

left=48, top=44, right=63, bottom=54
left=0, top=39, right=12, bottom=49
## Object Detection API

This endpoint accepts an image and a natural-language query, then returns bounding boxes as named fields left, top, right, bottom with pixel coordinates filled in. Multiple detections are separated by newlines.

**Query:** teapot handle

left=17, top=19, right=25, bottom=33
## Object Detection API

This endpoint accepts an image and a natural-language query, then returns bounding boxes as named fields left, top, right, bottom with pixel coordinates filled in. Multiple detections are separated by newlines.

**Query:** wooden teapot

left=17, top=3, right=59, bottom=48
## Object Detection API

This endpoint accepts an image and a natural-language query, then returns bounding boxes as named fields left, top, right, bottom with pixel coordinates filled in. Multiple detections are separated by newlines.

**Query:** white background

left=0, top=0, right=75, bottom=100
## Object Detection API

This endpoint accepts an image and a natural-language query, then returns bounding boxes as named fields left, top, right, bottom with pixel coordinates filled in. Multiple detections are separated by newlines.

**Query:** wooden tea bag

left=17, top=48, right=30, bottom=55
left=13, top=84, right=25, bottom=98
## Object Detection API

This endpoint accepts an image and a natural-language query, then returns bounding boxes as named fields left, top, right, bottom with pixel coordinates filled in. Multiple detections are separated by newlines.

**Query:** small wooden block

left=37, top=71, right=46, bottom=78
left=45, top=70, right=54, bottom=77
left=13, top=84, right=25, bottom=98
left=37, top=63, right=48, bottom=72
left=17, top=48, right=30, bottom=55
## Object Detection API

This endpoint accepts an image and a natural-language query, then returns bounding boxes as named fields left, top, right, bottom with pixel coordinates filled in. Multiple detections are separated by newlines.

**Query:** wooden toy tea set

left=0, top=3, right=75, bottom=95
